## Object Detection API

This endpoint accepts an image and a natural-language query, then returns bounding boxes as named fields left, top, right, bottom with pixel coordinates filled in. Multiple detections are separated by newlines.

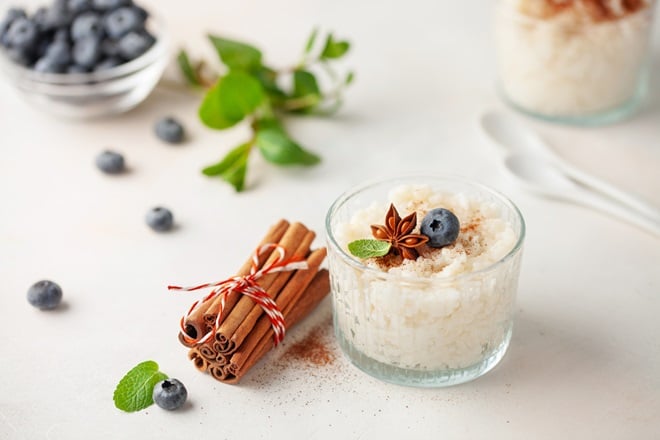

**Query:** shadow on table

left=474, top=310, right=611, bottom=389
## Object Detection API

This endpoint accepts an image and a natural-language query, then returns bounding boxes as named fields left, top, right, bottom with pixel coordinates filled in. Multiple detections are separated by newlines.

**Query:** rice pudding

left=326, top=177, right=525, bottom=387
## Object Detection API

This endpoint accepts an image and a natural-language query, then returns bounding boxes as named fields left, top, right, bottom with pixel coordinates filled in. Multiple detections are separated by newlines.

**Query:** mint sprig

left=348, top=239, right=391, bottom=259
left=113, top=360, right=168, bottom=412
left=179, top=29, right=353, bottom=192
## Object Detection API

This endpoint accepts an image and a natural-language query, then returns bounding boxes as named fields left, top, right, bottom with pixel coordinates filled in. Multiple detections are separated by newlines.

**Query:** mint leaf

left=177, top=50, right=202, bottom=87
left=254, top=66, right=286, bottom=101
left=320, top=34, right=350, bottom=60
left=202, top=142, right=251, bottom=192
left=208, top=35, right=262, bottom=71
left=199, top=71, right=264, bottom=129
left=113, top=361, right=168, bottom=413
left=304, top=28, right=318, bottom=54
left=348, top=239, right=391, bottom=259
left=255, top=129, right=320, bottom=166
left=293, top=70, right=320, bottom=98
left=345, top=71, right=355, bottom=85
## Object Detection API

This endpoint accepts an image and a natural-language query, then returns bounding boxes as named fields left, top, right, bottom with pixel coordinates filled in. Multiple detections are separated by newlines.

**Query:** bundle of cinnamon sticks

left=180, top=219, right=330, bottom=383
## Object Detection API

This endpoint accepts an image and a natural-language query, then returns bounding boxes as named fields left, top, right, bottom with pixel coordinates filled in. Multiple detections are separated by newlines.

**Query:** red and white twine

left=168, top=244, right=308, bottom=346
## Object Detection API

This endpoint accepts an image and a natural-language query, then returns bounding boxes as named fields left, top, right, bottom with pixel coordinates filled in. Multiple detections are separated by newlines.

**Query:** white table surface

left=1, top=1, right=660, bottom=439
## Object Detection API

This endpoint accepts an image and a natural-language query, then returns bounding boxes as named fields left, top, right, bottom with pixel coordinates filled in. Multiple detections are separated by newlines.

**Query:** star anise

left=370, top=204, right=429, bottom=260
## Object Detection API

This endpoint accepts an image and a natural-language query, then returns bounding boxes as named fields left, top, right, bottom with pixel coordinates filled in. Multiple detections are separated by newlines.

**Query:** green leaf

left=113, top=361, right=168, bottom=413
left=320, top=34, right=350, bottom=60
left=255, top=129, right=320, bottom=166
left=304, top=28, right=318, bottom=54
left=254, top=66, right=286, bottom=101
left=208, top=35, right=262, bottom=71
left=198, top=71, right=265, bottom=129
left=347, top=239, right=391, bottom=259
left=345, top=71, right=355, bottom=85
left=177, top=50, right=202, bottom=87
left=293, top=70, right=320, bottom=98
left=202, top=142, right=251, bottom=192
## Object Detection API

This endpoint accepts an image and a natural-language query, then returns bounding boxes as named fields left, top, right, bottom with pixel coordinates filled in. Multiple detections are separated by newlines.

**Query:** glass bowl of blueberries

left=0, top=0, right=168, bottom=118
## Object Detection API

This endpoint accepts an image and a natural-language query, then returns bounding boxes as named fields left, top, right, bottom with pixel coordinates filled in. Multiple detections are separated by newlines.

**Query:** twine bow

left=168, top=244, right=308, bottom=346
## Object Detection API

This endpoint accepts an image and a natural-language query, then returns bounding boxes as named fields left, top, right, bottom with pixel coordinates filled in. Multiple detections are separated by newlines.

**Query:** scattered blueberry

left=117, top=30, right=153, bottom=60
left=95, top=150, right=125, bottom=173
left=70, top=12, right=103, bottom=41
left=91, top=0, right=131, bottom=11
left=154, top=117, right=185, bottom=144
left=146, top=207, right=174, bottom=232
left=420, top=208, right=460, bottom=248
left=94, top=56, right=121, bottom=70
left=152, top=379, right=187, bottom=411
left=104, top=7, right=144, bottom=39
left=72, top=35, right=101, bottom=67
left=4, top=17, right=39, bottom=50
left=27, top=280, right=63, bottom=310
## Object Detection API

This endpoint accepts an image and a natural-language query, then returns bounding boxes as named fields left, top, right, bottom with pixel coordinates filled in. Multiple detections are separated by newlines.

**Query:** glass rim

left=325, top=174, right=526, bottom=285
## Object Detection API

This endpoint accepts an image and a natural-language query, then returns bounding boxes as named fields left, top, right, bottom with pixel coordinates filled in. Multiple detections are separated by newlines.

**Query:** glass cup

left=325, top=175, right=525, bottom=387
left=494, top=0, right=657, bottom=125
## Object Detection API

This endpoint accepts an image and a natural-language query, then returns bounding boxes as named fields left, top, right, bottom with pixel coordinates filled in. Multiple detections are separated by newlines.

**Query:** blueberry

left=152, top=379, right=187, bottom=411
left=72, top=36, right=101, bottom=67
left=420, top=208, right=460, bottom=248
left=91, top=0, right=131, bottom=11
left=54, top=28, right=70, bottom=42
left=94, top=56, right=121, bottom=70
left=146, top=207, right=174, bottom=232
left=100, top=38, right=119, bottom=56
left=34, top=4, right=72, bottom=32
left=0, top=8, right=27, bottom=44
left=95, top=150, right=125, bottom=173
left=103, top=7, right=144, bottom=39
left=68, top=0, right=93, bottom=15
left=27, top=280, right=63, bottom=310
left=5, top=47, right=34, bottom=66
left=154, top=117, right=185, bottom=144
left=67, top=63, right=88, bottom=73
left=44, top=40, right=72, bottom=66
left=117, top=30, right=153, bottom=60
left=70, top=12, right=104, bottom=40
left=4, top=18, right=38, bottom=50
left=34, top=56, right=66, bottom=73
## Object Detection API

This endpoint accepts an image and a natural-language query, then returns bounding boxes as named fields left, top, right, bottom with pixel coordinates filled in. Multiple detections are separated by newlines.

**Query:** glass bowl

left=326, top=175, right=525, bottom=387
left=0, top=2, right=169, bottom=118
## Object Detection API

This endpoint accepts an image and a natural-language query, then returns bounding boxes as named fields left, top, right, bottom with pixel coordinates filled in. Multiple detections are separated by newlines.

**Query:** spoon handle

left=560, top=161, right=660, bottom=223
left=571, top=187, right=660, bottom=238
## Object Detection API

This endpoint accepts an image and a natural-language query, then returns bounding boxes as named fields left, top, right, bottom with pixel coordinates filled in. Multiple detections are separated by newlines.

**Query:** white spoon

left=481, top=111, right=660, bottom=222
left=505, top=154, right=660, bottom=237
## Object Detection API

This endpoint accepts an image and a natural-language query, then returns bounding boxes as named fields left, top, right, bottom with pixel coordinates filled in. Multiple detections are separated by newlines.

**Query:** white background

left=1, top=1, right=659, bottom=439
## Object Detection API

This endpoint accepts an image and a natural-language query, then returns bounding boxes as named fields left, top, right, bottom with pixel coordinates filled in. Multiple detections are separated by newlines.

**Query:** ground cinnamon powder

left=286, top=325, right=335, bottom=366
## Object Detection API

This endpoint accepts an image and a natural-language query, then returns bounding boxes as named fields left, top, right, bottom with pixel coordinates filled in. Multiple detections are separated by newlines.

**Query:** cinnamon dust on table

left=286, top=325, right=335, bottom=367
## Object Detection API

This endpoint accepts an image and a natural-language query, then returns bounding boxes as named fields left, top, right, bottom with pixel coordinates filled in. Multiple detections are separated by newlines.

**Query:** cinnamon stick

left=178, top=219, right=289, bottom=346
left=222, top=269, right=331, bottom=383
left=188, top=347, right=209, bottom=372
left=220, top=231, right=317, bottom=354
left=227, top=248, right=327, bottom=361
left=214, top=223, right=310, bottom=351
